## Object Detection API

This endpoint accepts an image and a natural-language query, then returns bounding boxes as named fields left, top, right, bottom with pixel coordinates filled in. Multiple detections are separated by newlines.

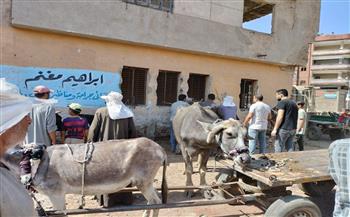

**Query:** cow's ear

left=197, top=120, right=212, bottom=132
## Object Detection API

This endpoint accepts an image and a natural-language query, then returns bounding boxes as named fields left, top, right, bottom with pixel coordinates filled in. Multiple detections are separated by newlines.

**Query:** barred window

left=123, top=0, right=173, bottom=12
left=239, top=79, right=258, bottom=110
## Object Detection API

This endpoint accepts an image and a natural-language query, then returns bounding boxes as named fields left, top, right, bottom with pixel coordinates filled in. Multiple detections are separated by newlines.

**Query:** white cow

left=4, top=137, right=168, bottom=217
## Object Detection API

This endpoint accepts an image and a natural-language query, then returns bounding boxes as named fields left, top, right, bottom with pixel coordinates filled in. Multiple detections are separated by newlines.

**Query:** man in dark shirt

left=271, top=89, right=298, bottom=152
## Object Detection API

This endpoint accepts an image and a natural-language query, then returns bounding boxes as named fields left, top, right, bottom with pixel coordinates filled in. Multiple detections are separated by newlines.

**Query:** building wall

left=173, top=0, right=244, bottom=27
left=309, top=34, right=350, bottom=112
left=314, top=89, right=348, bottom=112
left=10, top=0, right=320, bottom=66
left=1, top=0, right=293, bottom=137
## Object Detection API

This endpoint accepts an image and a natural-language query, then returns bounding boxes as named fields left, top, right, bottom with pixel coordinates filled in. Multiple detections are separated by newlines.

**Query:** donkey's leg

left=138, top=183, right=162, bottom=217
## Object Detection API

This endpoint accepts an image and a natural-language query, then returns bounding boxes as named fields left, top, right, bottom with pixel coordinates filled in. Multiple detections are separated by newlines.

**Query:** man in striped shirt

left=62, top=103, right=89, bottom=144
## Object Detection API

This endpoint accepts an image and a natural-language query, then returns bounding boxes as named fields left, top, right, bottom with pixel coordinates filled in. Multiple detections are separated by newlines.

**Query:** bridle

left=215, top=129, right=249, bottom=157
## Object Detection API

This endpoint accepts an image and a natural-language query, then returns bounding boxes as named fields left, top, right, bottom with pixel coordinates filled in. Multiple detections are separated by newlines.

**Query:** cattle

left=172, top=103, right=250, bottom=197
left=4, top=137, right=167, bottom=217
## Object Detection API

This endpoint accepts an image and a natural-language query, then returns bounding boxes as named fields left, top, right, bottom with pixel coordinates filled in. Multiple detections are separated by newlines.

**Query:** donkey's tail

left=161, top=157, right=168, bottom=204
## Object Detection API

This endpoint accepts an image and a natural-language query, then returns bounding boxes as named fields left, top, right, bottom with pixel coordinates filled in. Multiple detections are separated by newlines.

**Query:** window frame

left=187, top=73, right=208, bottom=102
left=121, top=66, right=148, bottom=106
left=156, top=70, right=180, bottom=106
left=239, top=79, right=258, bottom=110
left=123, top=0, right=173, bottom=12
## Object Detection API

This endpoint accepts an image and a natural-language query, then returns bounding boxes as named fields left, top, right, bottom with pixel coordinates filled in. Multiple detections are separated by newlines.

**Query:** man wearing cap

left=25, top=85, right=57, bottom=146
left=88, top=91, right=136, bottom=206
left=62, top=103, right=89, bottom=144
left=0, top=78, right=37, bottom=216
left=296, top=101, right=307, bottom=151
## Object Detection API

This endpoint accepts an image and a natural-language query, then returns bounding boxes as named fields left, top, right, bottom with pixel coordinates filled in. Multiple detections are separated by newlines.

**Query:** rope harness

left=65, top=142, right=94, bottom=209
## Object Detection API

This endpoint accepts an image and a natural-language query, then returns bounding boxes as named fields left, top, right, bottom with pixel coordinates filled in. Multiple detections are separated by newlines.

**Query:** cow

left=172, top=103, right=250, bottom=197
left=4, top=137, right=167, bottom=217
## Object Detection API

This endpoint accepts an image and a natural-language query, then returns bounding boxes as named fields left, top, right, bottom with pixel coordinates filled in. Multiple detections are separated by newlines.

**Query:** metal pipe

left=46, top=193, right=264, bottom=216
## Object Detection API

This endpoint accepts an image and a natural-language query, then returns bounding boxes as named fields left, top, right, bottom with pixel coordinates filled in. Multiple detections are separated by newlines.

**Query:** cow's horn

left=207, top=124, right=226, bottom=143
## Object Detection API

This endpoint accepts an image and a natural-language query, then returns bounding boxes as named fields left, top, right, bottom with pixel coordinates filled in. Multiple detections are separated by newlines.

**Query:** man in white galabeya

left=0, top=78, right=37, bottom=216
left=243, top=94, right=271, bottom=154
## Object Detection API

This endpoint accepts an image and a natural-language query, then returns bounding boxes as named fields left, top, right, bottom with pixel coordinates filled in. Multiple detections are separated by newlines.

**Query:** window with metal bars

left=239, top=79, right=257, bottom=110
left=156, top=70, right=179, bottom=106
left=123, top=0, right=173, bottom=12
left=121, top=66, right=148, bottom=106
left=188, top=73, right=208, bottom=102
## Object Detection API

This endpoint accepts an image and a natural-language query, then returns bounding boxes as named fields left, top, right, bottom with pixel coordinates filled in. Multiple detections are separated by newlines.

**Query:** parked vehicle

left=307, top=112, right=348, bottom=141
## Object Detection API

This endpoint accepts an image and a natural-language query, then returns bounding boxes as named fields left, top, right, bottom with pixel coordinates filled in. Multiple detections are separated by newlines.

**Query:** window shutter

left=188, top=74, right=207, bottom=101
left=156, top=72, right=166, bottom=105
left=156, top=71, right=179, bottom=106
left=164, top=72, right=178, bottom=104
left=121, top=67, right=133, bottom=105
left=133, top=68, right=147, bottom=105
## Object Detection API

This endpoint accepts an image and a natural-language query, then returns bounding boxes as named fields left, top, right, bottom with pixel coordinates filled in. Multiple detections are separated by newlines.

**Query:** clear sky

left=243, top=0, right=350, bottom=35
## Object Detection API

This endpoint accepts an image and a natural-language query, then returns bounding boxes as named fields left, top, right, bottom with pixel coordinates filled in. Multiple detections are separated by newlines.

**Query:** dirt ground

left=35, top=137, right=336, bottom=217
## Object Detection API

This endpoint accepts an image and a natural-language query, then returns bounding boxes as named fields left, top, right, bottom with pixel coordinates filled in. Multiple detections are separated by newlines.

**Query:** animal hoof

left=185, top=190, right=194, bottom=199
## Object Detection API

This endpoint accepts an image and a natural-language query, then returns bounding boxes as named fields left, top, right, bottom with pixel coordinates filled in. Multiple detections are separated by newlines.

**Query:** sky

left=243, top=0, right=350, bottom=35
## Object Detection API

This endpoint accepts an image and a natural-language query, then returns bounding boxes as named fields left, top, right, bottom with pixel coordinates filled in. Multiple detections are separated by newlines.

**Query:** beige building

left=1, top=0, right=320, bottom=137
left=295, top=34, right=350, bottom=112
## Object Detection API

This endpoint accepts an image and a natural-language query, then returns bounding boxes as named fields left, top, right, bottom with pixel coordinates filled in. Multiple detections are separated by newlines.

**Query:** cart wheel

left=329, top=129, right=345, bottom=141
left=264, top=195, right=321, bottom=217
left=298, top=180, right=335, bottom=197
left=307, top=126, right=321, bottom=141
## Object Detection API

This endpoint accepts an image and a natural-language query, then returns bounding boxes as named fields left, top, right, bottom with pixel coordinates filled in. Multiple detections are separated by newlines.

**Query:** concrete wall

left=314, top=89, right=348, bottom=112
left=10, top=0, right=320, bottom=66
left=1, top=0, right=294, bottom=138
left=173, top=0, right=244, bottom=27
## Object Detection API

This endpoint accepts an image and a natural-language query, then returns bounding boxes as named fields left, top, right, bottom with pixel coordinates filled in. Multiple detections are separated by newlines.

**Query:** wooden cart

left=46, top=149, right=334, bottom=217
left=216, top=149, right=335, bottom=216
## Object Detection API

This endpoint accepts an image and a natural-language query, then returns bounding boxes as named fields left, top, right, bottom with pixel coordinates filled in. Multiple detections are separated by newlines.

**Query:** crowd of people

left=169, top=88, right=306, bottom=155
left=18, top=83, right=306, bottom=157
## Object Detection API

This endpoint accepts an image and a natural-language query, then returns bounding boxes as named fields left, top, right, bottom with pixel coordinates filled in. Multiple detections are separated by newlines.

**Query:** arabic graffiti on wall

left=1, top=65, right=121, bottom=108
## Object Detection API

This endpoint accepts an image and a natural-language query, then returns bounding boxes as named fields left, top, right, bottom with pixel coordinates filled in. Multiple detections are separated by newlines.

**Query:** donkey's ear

left=197, top=120, right=213, bottom=133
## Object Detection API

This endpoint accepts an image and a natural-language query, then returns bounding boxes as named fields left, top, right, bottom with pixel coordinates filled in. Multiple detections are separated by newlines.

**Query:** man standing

left=329, top=138, right=350, bottom=217
left=0, top=78, right=37, bottom=217
left=200, top=93, right=217, bottom=108
left=170, top=94, right=189, bottom=153
left=271, top=89, right=298, bottom=152
left=218, top=96, right=238, bottom=120
left=62, top=103, right=89, bottom=144
left=88, top=91, right=136, bottom=142
left=296, top=101, right=307, bottom=151
left=243, top=94, right=271, bottom=155
left=26, top=85, right=56, bottom=146
left=88, top=91, right=136, bottom=207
